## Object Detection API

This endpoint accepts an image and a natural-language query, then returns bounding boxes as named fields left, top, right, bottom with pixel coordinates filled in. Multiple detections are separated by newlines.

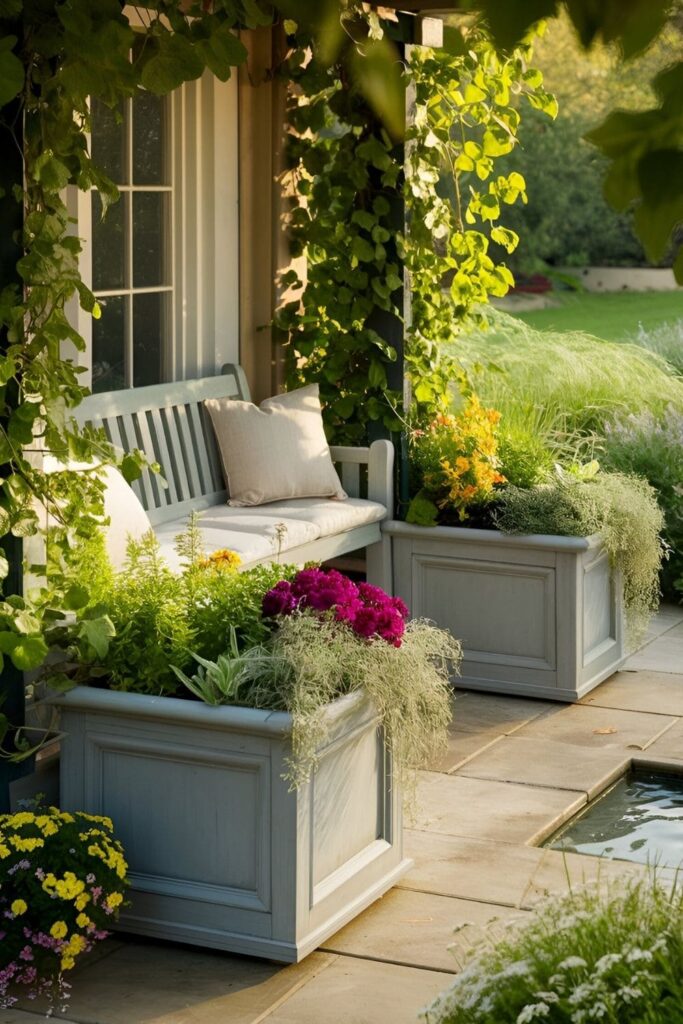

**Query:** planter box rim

left=383, top=519, right=602, bottom=552
left=51, top=685, right=368, bottom=736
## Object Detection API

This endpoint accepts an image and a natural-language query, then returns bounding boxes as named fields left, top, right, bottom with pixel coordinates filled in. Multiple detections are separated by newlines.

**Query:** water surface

left=547, top=770, right=683, bottom=869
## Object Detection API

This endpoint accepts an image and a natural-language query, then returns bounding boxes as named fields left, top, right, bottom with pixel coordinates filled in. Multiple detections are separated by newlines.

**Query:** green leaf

left=78, top=615, right=116, bottom=659
left=32, top=152, right=71, bottom=190
left=349, top=39, right=405, bottom=143
left=64, top=584, right=90, bottom=610
left=0, top=35, right=23, bottom=107
left=141, top=33, right=204, bottom=94
left=11, top=636, right=49, bottom=671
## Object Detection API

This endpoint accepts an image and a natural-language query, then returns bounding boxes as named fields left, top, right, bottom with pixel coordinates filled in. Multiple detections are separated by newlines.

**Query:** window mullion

left=125, top=96, right=134, bottom=388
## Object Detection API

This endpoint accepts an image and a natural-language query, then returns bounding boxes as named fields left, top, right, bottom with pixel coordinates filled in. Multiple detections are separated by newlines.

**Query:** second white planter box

left=384, top=521, right=626, bottom=702
left=56, top=686, right=410, bottom=962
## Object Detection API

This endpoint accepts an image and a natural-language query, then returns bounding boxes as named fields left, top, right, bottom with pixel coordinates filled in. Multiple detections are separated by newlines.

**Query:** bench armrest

left=330, top=440, right=394, bottom=513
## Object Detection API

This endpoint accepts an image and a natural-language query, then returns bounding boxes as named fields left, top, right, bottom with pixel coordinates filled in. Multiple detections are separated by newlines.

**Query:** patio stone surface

left=16, top=943, right=336, bottom=1024
left=254, top=956, right=452, bottom=1024
left=639, top=718, right=683, bottom=761
left=321, top=889, right=523, bottom=973
left=449, top=691, right=554, bottom=737
left=400, top=831, right=545, bottom=906
left=517, top=702, right=676, bottom=752
left=580, top=669, right=683, bottom=716
left=456, top=734, right=629, bottom=799
left=412, top=771, right=586, bottom=844
left=623, top=621, right=683, bottom=674
left=16, top=604, right=683, bottom=1024
left=427, top=726, right=505, bottom=773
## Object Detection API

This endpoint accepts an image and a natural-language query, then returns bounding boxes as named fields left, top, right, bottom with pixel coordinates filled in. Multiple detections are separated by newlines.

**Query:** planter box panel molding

left=385, top=522, right=625, bottom=702
left=57, top=688, right=410, bottom=962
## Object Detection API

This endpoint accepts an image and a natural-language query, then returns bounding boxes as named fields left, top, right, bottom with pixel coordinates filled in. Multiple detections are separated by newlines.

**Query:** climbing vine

left=0, top=0, right=266, bottom=679
left=277, top=20, right=557, bottom=443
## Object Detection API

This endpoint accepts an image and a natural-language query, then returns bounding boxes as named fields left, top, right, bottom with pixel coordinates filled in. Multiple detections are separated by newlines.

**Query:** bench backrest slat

left=74, top=368, right=249, bottom=525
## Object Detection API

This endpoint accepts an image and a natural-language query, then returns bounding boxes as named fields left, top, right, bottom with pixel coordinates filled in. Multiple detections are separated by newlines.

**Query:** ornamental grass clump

left=422, top=878, right=683, bottom=1024
left=0, top=807, right=128, bottom=1012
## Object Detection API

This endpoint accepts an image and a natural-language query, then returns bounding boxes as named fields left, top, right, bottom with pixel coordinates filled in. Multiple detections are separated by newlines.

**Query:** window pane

left=132, top=192, right=169, bottom=288
left=92, top=295, right=126, bottom=393
left=133, top=292, right=167, bottom=387
left=90, top=99, right=127, bottom=184
left=92, top=192, right=127, bottom=292
left=133, top=92, right=169, bottom=186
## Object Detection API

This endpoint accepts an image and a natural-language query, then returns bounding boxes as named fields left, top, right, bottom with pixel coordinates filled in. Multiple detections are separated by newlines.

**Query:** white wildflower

left=618, top=986, right=643, bottom=1003
left=533, top=992, right=560, bottom=1004
left=558, top=956, right=588, bottom=971
left=502, top=959, right=533, bottom=978
left=517, top=1002, right=550, bottom=1023
left=595, top=953, right=622, bottom=974
left=626, top=948, right=653, bottom=964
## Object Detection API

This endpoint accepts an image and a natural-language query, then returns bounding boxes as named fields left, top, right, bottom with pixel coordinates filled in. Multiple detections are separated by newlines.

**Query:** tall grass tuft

left=449, top=310, right=683, bottom=459
left=626, top=318, right=683, bottom=376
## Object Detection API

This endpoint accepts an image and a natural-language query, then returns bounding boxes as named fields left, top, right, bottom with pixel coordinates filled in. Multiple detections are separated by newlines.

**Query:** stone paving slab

left=413, top=771, right=586, bottom=845
left=428, top=727, right=505, bottom=774
left=19, top=942, right=336, bottom=1024
left=256, top=954, right=451, bottom=1024
left=401, top=830, right=545, bottom=907
left=580, top=670, right=683, bottom=716
left=639, top=718, right=683, bottom=761
left=456, top=734, right=629, bottom=799
left=450, top=691, right=554, bottom=738
left=624, top=621, right=683, bottom=675
left=518, top=703, right=677, bottom=752
left=321, top=888, right=523, bottom=974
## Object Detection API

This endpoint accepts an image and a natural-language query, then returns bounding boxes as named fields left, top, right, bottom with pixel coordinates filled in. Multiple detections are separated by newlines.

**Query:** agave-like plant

left=171, top=627, right=274, bottom=706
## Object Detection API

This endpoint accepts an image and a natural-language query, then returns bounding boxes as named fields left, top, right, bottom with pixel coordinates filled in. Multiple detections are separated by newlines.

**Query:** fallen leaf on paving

left=593, top=727, right=618, bottom=735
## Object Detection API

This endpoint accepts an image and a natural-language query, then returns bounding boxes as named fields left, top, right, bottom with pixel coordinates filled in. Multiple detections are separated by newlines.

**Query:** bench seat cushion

left=153, top=497, right=387, bottom=571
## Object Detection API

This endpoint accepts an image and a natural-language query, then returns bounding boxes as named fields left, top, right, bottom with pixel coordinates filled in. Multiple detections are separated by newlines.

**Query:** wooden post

left=0, top=95, right=25, bottom=812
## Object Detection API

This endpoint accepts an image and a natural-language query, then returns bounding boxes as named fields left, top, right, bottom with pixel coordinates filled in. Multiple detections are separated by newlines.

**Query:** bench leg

left=366, top=535, right=392, bottom=592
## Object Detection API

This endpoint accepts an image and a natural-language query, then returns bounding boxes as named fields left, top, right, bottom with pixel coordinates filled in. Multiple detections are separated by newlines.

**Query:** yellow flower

left=105, top=891, right=124, bottom=910
left=50, top=920, right=68, bottom=939
left=11, top=899, right=27, bottom=916
left=198, top=548, right=241, bottom=571
left=0, top=844, right=10, bottom=859
left=60, top=956, right=76, bottom=971
left=75, top=893, right=90, bottom=911
left=76, top=912, right=91, bottom=929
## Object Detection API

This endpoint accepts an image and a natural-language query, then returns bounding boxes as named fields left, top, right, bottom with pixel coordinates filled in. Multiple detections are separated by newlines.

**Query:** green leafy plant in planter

left=405, top=391, right=664, bottom=646
left=422, top=877, right=683, bottom=1024
left=44, top=529, right=460, bottom=787
left=0, top=806, right=128, bottom=1013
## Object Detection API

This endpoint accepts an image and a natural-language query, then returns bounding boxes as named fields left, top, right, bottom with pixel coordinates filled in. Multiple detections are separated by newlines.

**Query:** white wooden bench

left=75, top=366, right=394, bottom=588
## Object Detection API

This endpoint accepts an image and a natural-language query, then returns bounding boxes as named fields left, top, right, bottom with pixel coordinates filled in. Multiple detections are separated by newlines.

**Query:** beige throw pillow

left=204, top=384, right=347, bottom=506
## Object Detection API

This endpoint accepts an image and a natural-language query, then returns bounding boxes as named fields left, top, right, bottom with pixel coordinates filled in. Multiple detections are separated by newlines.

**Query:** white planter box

left=56, top=687, right=410, bottom=962
left=385, top=521, right=626, bottom=702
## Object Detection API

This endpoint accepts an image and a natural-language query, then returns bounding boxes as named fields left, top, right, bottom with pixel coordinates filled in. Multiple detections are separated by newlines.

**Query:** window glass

left=133, top=293, right=164, bottom=387
left=90, top=99, right=127, bottom=184
left=132, top=192, right=168, bottom=288
left=92, top=295, right=126, bottom=393
left=133, top=91, right=168, bottom=186
left=91, top=192, right=127, bottom=292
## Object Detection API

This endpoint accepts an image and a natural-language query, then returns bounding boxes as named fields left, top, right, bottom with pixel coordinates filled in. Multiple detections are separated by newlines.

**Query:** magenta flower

left=263, top=569, right=408, bottom=646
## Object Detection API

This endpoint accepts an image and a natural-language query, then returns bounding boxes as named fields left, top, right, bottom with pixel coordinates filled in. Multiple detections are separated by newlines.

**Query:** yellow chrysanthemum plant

left=407, top=396, right=506, bottom=526
left=0, top=808, right=128, bottom=1011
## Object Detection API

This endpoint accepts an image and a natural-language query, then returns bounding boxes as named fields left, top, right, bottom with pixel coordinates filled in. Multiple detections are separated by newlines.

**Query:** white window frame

left=66, top=54, right=240, bottom=389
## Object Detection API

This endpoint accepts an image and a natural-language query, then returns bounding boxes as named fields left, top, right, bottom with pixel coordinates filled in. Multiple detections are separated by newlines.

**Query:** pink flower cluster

left=262, top=568, right=409, bottom=647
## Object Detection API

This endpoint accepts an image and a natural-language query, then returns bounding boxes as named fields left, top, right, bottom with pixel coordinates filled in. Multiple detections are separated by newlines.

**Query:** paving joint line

left=318, top=948, right=459, bottom=977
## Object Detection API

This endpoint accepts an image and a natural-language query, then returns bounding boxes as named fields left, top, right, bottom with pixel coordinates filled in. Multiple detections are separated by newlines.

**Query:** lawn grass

left=513, top=290, right=683, bottom=342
